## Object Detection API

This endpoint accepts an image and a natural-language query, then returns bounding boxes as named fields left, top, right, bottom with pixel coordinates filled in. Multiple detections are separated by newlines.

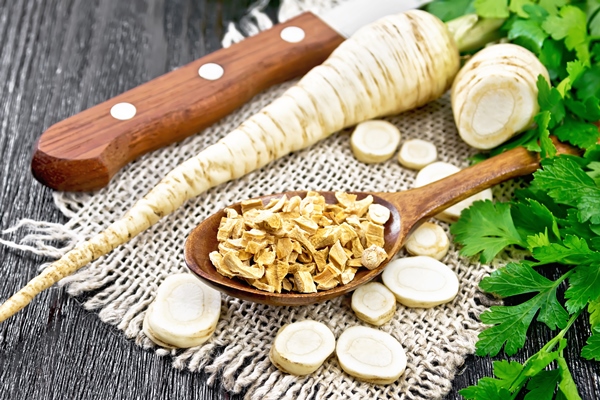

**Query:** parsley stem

left=445, top=14, right=505, bottom=52
left=507, top=310, right=582, bottom=395
left=541, top=310, right=582, bottom=353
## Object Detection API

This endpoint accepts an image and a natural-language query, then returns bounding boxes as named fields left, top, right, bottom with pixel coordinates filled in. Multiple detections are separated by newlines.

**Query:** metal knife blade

left=32, top=0, right=431, bottom=192
left=320, top=0, right=432, bottom=38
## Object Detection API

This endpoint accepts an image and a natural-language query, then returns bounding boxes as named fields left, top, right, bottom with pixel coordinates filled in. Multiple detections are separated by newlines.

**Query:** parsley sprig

left=427, top=0, right=600, bottom=398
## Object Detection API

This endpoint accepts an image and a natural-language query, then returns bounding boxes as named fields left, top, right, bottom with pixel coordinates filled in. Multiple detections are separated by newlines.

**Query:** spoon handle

left=391, top=140, right=578, bottom=231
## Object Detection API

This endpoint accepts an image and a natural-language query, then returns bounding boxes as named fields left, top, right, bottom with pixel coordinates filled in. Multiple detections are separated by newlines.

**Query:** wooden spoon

left=185, top=141, right=577, bottom=306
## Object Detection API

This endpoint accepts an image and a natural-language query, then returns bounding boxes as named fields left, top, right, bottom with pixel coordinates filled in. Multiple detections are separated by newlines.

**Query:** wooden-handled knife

left=31, top=0, right=430, bottom=192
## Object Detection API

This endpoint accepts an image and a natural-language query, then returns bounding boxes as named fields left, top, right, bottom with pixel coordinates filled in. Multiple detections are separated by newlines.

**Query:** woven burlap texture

left=3, top=1, right=515, bottom=399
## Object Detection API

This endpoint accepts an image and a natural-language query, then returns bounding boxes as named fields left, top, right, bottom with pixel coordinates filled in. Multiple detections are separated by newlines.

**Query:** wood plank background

left=0, top=0, right=598, bottom=399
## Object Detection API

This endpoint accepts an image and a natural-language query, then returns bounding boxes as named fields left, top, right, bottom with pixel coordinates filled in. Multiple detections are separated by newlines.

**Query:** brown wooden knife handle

left=31, top=12, right=345, bottom=192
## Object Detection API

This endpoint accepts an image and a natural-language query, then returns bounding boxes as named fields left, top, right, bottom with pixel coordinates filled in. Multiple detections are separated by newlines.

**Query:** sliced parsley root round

left=382, top=256, right=459, bottom=308
left=336, top=326, right=407, bottom=384
left=351, top=282, right=396, bottom=326
left=397, top=139, right=437, bottom=170
left=269, top=320, right=336, bottom=375
left=0, top=10, right=459, bottom=322
left=404, top=222, right=449, bottom=260
left=143, top=273, right=221, bottom=348
left=351, top=120, right=401, bottom=163
left=451, top=43, right=550, bottom=150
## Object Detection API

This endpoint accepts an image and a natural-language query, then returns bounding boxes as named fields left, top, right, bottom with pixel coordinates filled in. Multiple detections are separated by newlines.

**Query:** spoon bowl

left=185, top=141, right=577, bottom=306
left=185, top=191, right=402, bottom=306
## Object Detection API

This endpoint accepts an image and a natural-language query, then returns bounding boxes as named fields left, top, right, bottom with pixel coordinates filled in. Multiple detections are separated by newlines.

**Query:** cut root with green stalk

left=451, top=43, right=550, bottom=150
left=0, top=9, right=461, bottom=323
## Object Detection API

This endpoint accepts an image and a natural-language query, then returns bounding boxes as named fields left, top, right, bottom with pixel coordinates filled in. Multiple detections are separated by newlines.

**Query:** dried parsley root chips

left=209, top=191, right=389, bottom=293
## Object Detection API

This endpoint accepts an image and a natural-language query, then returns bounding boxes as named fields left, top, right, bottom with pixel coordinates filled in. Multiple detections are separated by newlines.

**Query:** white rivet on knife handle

left=280, top=26, right=305, bottom=43
left=198, top=63, right=224, bottom=80
left=110, top=102, right=137, bottom=120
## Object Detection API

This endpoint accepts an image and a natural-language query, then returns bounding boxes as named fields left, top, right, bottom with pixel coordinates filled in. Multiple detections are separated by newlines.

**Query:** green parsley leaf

left=426, top=0, right=475, bottom=22
left=564, top=263, right=600, bottom=313
left=532, top=234, right=600, bottom=265
left=554, top=118, right=600, bottom=148
left=480, top=261, right=558, bottom=297
left=532, top=157, right=600, bottom=224
left=519, top=338, right=565, bottom=388
left=582, top=298, right=600, bottom=360
left=539, top=0, right=568, bottom=15
left=460, top=361, right=524, bottom=398
left=450, top=200, right=526, bottom=263
left=537, top=111, right=558, bottom=158
left=590, top=226, right=600, bottom=240
left=527, top=231, right=551, bottom=249
left=592, top=42, right=600, bottom=63
left=524, top=369, right=560, bottom=400
left=565, top=96, right=600, bottom=122
left=556, top=60, right=587, bottom=96
left=588, top=298, right=600, bottom=328
left=477, top=304, right=535, bottom=356
left=508, top=19, right=547, bottom=52
left=514, top=186, right=566, bottom=219
left=542, top=5, right=590, bottom=65
left=477, top=282, right=568, bottom=355
left=589, top=4, right=600, bottom=37
left=556, top=353, right=582, bottom=399
left=496, top=360, right=526, bottom=389
left=581, top=331, right=600, bottom=360
left=537, top=75, right=566, bottom=126
left=490, top=129, right=541, bottom=157
left=557, top=209, right=600, bottom=246
left=460, top=378, right=512, bottom=399
left=587, top=162, right=600, bottom=185
left=584, top=143, right=600, bottom=161
left=522, top=3, right=549, bottom=22
left=509, top=0, right=536, bottom=18
left=538, top=39, right=566, bottom=80
left=475, top=0, right=510, bottom=18
left=573, top=65, right=600, bottom=101
left=512, top=198, right=561, bottom=240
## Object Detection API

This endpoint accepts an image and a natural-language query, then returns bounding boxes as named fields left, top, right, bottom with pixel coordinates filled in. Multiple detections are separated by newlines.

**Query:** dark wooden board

left=0, top=0, right=598, bottom=399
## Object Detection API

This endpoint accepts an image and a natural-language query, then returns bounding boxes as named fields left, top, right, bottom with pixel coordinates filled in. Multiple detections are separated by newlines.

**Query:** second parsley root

left=451, top=43, right=550, bottom=150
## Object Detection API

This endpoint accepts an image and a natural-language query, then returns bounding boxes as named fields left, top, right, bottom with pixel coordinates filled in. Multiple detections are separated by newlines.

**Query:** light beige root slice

left=382, top=256, right=459, bottom=308
left=404, top=221, right=450, bottom=260
left=143, top=273, right=221, bottom=348
left=336, top=325, right=407, bottom=384
left=0, top=9, right=459, bottom=322
left=269, top=320, right=336, bottom=375
left=351, top=282, right=396, bottom=326
left=451, top=43, right=550, bottom=149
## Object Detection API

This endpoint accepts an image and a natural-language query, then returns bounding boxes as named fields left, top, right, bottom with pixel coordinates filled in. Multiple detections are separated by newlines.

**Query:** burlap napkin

left=3, top=1, right=514, bottom=398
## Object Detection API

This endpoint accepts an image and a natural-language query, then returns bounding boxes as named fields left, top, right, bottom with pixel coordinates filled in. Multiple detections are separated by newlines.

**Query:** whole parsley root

left=0, top=10, right=460, bottom=322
